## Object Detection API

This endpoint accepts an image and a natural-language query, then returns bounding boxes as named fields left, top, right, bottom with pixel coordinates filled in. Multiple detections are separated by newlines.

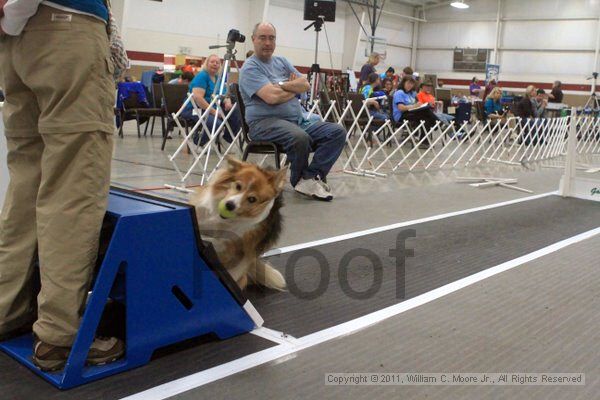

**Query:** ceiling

left=387, top=0, right=450, bottom=8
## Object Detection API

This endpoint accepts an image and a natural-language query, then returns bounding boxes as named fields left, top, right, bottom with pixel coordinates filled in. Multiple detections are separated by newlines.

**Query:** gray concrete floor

left=173, top=234, right=600, bottom=400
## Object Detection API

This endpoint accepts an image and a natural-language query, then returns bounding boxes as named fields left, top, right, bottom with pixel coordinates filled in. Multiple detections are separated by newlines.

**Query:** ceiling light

left=451, top=0, right=470, bottom=9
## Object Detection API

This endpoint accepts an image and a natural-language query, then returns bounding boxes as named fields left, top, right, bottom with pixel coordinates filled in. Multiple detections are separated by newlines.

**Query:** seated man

left=239, top=22, right=346, bottom=201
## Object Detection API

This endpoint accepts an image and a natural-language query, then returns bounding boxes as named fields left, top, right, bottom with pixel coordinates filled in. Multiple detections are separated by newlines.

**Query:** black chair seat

left=230, top=83, right=285, bottom=169
left=245, top=141, right=285, bottom=154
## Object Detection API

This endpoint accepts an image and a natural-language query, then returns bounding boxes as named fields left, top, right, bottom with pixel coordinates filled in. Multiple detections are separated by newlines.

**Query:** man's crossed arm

left=256, top=73, right=310, bottom=105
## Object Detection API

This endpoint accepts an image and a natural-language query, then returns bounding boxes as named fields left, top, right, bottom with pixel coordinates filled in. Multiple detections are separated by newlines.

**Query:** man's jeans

left=248, top=118, right=347, bottom=186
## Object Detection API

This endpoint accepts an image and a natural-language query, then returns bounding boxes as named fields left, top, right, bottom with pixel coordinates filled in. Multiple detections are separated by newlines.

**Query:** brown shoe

left=86, top=337, right=125, bottom=366
left=32, top=336, right=125, bottom=372
left=32, top=339, right=70, bottom=372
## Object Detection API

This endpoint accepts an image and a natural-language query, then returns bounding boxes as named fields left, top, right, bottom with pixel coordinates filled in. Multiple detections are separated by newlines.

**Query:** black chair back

left=454, top=102, right=472, bottom=126
left=161, top=84, right=190, bottom=115
left=151, top=83, right=164, bottom=109
left=230, top=83, right=251, bottom=142
left=121, top=91, right=140, bottom=110
left=475, top=101, right=487, bottom=122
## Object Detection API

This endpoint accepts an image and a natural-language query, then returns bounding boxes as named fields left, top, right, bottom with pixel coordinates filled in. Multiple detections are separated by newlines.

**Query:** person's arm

left=255, top=84, right=297, bottom=105
left=280, top=73, right=309, bottom=94
left=397, top=101, right=422, bottom=112
left=191, top=87, right=218, bottom=116
left=0, top=0, right=44, bottom=36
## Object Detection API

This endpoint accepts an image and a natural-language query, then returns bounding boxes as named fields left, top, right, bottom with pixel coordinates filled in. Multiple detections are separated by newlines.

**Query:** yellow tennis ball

left=218, top=199, right=237, bottom=219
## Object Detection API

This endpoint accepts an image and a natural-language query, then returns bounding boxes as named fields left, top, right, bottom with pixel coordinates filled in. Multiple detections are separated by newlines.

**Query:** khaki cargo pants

left=0, top=6, right=115, bottom=347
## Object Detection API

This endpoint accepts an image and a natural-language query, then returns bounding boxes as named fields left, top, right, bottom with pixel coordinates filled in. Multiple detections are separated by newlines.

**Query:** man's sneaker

left=315, top=178, right=333, bottom=198
left=86, top=336, right=125, bottom=366
left=294, top=177, right=333, bottom=201
left=32, top=339, right=71, bottom=372
left=33, top=336, right=125, bottom=372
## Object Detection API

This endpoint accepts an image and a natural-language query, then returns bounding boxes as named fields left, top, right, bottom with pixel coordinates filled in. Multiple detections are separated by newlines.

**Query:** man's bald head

left=252, top=22, right=276, bottom=37
left=251, top=22, right=277, bottom=61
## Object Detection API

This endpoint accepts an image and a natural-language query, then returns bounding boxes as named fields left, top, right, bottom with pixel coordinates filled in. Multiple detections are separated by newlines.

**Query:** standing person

left=483, top=79, right=497, bottom=100
left=469, top=77, right=482, bottom=96
left=548, top=81, right=564, bottom=103
left=358, top=52, right=380, bottom=90
left=401, top=66, right=414, bottom=79
left=0, top=1, right=124, bottom=371
left=239, top=22, right=346, bottom=201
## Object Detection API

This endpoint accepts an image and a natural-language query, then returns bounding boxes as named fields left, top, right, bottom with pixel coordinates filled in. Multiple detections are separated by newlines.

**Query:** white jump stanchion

left=484, top=118, right=520, bottom=164
left=306, top=100, right=320, bottom=119
left=560, top=108, right=579, bottom=197
left=452, top=121, right=489, bottom=168
left=371, top=121, right=424, bottom=174
left=575, top=116, right=592, bottom=153
left=583, top=117, right=599, bottom=153
left=368, top=121, right=411, bottom=173
left=439, top=122, right=481, bottom=169
left=392, top=121, right=441, bottom=172
left=167, top=95, right=216, bottom=187
left=321, top=100, right=336, bottom=121
left=493, top=117, right=523, bottom=163
left=425, top=121, right=469, bottom=170
left=466, top=121, right=501, bottom=166
left=548, top=117, right=569, bottom=159
left=409, top=123, right=454, bottom=171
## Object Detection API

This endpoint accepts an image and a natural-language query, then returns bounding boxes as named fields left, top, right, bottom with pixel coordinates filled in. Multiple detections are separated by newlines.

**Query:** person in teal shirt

left=484, top=87, right=505, bottom=122
left=180, top=54, right=241, bottom=145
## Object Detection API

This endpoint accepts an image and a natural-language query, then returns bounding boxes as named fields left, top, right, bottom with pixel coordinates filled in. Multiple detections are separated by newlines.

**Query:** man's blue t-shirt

left=239, top=55, right=303, bottom=126
left=393, top=90, right=416, bottom=122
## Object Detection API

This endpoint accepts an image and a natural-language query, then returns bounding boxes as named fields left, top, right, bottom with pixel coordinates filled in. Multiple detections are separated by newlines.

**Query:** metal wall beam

left=493, top=0, right=502, bottom=64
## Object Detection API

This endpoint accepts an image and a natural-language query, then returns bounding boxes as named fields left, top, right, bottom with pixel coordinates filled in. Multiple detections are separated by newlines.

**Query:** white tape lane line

left=121, top=228, right=600, bottom=400
left=264, top=191, right=559, bottom=257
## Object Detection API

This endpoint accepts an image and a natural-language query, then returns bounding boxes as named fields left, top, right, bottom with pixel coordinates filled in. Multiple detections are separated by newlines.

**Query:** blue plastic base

left=0, top=188, right=258, bottom=389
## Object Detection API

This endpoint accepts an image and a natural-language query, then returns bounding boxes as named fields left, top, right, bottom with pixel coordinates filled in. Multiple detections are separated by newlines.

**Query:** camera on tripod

left=227, top=29, right=245, bottom=45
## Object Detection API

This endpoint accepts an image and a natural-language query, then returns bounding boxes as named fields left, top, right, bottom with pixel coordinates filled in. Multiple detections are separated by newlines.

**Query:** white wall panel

left=502, top=21, right=597, bottom=49
left=419, top=21, right=496, bottom=48
left=415, top=0, right=600, bottom=84
left=501, top=51, right=595, bottom=76
left=502, top=0, right=600, bottom=19
left=126, top=0, right=251, bottom=39
left=416, top=50, right=454, bottom=73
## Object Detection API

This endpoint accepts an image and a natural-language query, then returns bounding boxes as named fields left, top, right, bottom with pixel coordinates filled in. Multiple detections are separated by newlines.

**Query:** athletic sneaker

left=33, top=336, right=125, bottom=372
left=316, top=178, right=333, bottom=197
left=294, top=177, right=333, bottom=201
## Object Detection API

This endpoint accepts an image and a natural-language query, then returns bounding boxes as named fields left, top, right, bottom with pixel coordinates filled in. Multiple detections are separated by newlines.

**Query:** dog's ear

left=225, top=155, right=244, bottom=172
left=268, top=166, right=288, bottom=192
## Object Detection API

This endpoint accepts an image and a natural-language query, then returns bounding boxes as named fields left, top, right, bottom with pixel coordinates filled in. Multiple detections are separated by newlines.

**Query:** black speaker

left=304, top=0, right=336, bottom=22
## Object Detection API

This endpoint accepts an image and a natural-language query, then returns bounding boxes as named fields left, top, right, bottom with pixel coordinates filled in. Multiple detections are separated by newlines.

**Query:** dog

left=189, top=156, right=287, bottom=291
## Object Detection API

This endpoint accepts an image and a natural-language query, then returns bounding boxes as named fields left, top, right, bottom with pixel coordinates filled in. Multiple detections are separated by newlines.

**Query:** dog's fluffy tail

left=249, top=260, right=286, bottom=291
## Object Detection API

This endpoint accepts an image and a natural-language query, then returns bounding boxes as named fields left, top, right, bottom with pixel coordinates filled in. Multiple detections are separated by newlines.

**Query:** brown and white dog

left=189, top=157, right=287, bottom=291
